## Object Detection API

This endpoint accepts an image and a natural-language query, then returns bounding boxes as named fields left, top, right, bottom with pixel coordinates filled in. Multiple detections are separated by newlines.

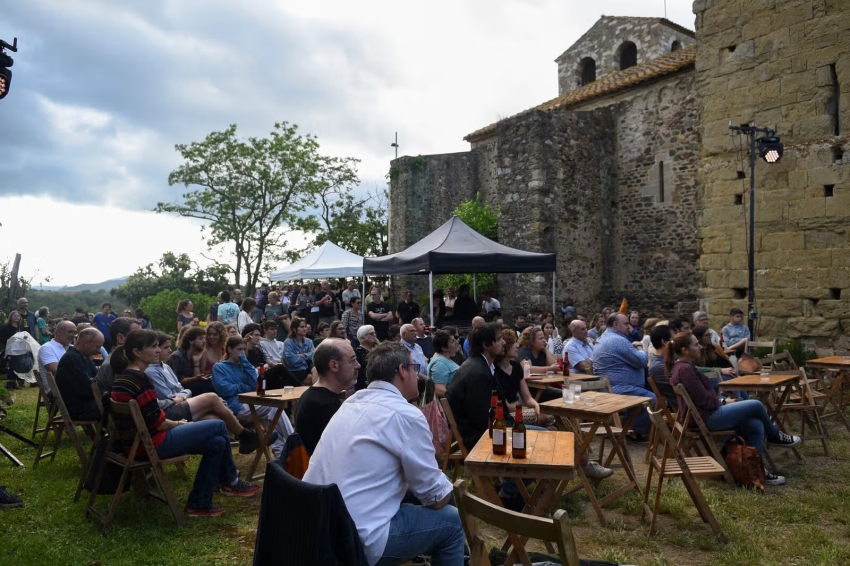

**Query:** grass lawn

left=3, top=386, right=850, bottom=565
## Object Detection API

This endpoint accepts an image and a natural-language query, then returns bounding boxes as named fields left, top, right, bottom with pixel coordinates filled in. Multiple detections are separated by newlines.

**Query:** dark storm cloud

left=0, top=0, right=397, bottom=209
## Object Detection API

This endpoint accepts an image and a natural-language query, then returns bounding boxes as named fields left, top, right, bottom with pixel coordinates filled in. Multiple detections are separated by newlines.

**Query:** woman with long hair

left=237, top=298, right=256, bottom=334
left=199, top=322, right=227, bottom=375
left=341, top=297, right=364, bottom=344
left=176, top=299, right=197, bottom=333
left=542, top=321, right=562, bottom=357
left=168, top=325, right=214, bottom=396
left=427, top=330, right=460, bottom=398
left=667, top=332, right=800, bottom=486
left=111, top=330, right=260, bottom=516
left=329, top=320, right=347, bottom=341
left=283, top=317, right=314, bottom=383
left=495, top=329, right=542, bottom=424
left=240, top=323, right=265, bottom=367
left=212, top=336, right=292, bottom=458
left=146, top=331, right=260, bottom=454
left=516, top=326, right=560, bottom=374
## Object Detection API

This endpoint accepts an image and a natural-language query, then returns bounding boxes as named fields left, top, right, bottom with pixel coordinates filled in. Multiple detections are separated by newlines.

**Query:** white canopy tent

left=269, top=241, right=364, bottom=281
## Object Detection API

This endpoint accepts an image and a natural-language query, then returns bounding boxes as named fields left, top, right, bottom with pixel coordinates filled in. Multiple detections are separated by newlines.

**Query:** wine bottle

left=563, top=352, right=570, bottom=376
left=492, top=405, right=507, bottom=455
left=488, top=390, right=498, bottom=438
left=512, top=405, right=526, bottom=459
left=256, top=365, right=266, bottom=396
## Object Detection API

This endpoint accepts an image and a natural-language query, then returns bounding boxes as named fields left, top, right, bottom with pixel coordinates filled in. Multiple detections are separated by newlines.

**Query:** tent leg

left=473, top=273, right=477, bottom=306
left=429, top=272, right=434, bottom=329
left=552, top=274, right=556, bottom=317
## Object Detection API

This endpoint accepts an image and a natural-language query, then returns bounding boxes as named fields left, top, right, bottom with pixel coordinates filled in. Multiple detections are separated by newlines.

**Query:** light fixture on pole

left=728, top=122, right=785, bottom=336
left=0, top=37, right=17, bottom=101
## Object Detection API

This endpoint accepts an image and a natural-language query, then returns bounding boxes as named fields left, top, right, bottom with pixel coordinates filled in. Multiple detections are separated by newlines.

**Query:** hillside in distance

left=39, top=276, right=129, bottom=292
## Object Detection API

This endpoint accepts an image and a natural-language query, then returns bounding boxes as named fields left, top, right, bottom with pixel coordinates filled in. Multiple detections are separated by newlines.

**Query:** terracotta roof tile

left=464, top=44, right=696, bottom=143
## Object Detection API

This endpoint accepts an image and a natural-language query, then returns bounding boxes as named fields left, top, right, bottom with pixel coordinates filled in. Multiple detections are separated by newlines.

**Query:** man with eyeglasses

left=37, top=320, right=77, bottom=395
left=366, top=288, right=394, bottom=341
left=305, top=341, right=464, bottom=566
left=399, top=324, right=428, bottom=379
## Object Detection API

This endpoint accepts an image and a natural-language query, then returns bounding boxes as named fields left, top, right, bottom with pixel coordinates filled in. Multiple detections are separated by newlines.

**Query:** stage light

left=759, top=136, right=784, bottom=163
left=0, top=68, right=10, bottom=100
left=0, top=37, right=17, bottom=101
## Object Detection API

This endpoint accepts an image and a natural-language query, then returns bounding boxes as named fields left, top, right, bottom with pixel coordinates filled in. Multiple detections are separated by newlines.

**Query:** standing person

left=216, top=291, right=239, bottom=326
left=111, top=330, right=260, bottom=517
left=15, top=298, right=38, bottom=341
left=236, top=298, right=256, bottom=333
left=294, top=286, right=311, bottom=318
left=516, top=327, right=560, bottom=374
left=263, top=291, right=289, bottom=342
left=294, top=339, right=360, bottom=455
left=92, top=303, right=116, bottom=352
left=396, top=291, right=420, bottom=325
left=36, top=307, right=52, bottom=344
left=341, top=297, right=364, bottom=344
left=135, top=308, right=152, bottom=330
left=207, top=293, right=223, bottom=324
left=667, top=332, right=800, bottom=486
left=232, top=288, right=243, bottom=308
left=167, top=326, right=215, bottom=396
left=313, top=280, right=336, bottom=326
left=480, top=291, right=501, bottom=321
left=176, top=300, right=198, bottom=333
left=283, top=317, right=314, bottom=383
left=1, top=312, right=23, bottom=389
left=443, top=287, right=457, bottom=317
left=722, top=308, right=750, bottom=356
left=366, top=288, right=394, bottom=341
left=354, top=325, right=378, bottom=392
left=341, top=280, right=361, bottom=307
left=427, top=330, right=460, bottom=398
left=303, top=341, right=465, bottom=566
left=71, top=308, right=89, bottom=326
left=451, top=285, right=477, bottom=321
left=212, top=336, right=294, bottom=458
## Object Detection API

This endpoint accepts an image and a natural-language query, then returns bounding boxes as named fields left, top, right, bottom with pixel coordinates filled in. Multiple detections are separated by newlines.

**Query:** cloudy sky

left=0, top=0, right=694, bottom=286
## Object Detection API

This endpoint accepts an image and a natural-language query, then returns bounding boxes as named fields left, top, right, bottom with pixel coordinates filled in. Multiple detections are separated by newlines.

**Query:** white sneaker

left=583, top=460, right=613, bottom=479
left=764, top=469, right=786, bottom=486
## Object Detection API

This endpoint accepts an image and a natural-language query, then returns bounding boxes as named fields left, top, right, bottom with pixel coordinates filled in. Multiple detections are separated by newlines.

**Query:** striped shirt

left=111, top=369, right=167, bottom=455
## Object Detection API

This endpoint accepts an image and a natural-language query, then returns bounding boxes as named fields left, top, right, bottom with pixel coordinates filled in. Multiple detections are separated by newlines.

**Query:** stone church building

left=388, top=0, right=849, bottom=342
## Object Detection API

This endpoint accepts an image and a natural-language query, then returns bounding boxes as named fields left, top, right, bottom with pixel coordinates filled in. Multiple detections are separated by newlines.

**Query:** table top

left=465, top=429, right=575, bottom=480
left=237, top=386, right=308, bottom=407
left=718, top=371, right=800, bottom=390
left=526, top=373, right=601, bottom=388
left=807, top=356, right=850, bottom=368
left=540, top=390, right=651, bottom=419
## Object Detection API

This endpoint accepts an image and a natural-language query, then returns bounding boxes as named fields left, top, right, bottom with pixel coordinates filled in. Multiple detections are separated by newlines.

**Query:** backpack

left=723, top=436, right=765, bottom=492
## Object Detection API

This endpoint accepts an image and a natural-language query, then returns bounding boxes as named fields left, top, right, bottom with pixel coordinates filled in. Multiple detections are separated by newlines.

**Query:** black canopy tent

left=363, top=216, right=557, bottom=325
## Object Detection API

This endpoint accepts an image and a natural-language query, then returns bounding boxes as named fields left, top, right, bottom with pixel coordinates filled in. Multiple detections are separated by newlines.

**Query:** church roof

left=464, top=43, right=696, bottom=143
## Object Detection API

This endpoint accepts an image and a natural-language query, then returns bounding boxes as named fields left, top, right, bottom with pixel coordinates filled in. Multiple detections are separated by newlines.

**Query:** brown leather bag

left=737, top=352, right=760, bottom=374
left=724, top=436, right=765, bottom=492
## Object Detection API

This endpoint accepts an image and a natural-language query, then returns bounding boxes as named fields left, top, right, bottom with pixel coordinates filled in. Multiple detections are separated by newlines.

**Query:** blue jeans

left=611, top=384, right=656, bottom=436
left=156, top=419, right=236, bottom=509
left=704, top=399, right=778, bottom=456
left=375, top=503, right=465, bottom=566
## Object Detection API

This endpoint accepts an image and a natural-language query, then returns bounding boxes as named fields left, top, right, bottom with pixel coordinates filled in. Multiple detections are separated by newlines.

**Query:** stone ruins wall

left=694, top=0, right=850, bottom=341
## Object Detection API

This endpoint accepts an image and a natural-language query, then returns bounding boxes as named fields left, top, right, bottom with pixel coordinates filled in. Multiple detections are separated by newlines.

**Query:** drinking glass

left=545, top=370, right=554, bottom=378
left=584, top=394, right=596, bottom=407
left=759, top=369, right=770, bottom=382
left=562, top=386, right=575, bottom=404
left=572, top=383, right=582, bottom=402
left=283, top=385, right=295, bottom=394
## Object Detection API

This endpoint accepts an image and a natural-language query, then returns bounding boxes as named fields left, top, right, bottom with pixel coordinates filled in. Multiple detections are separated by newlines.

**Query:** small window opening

left=824, top=184, right=835, bottom=197
left=832, top=146, right=844, bottom=163
left=732, top=288, right=747, bottom=299
left=658, top=161, right=665, bottom=203
left=619, top=42, right=637, bottom=70
left=737, top=170, right=746, bottom=179
left=830, top=64, right=842, bottom=136
left=830, top=288, right=841, bottom=300
left=579, top=57, right=597, bottom=86
left=671, top=40, right=682, bottom=53
left=726, top=45, right=737, bottom=53
left=734, top=194, right=744, bottom=205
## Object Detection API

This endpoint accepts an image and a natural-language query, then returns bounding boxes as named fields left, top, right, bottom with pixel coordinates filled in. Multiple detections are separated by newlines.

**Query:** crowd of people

left=0, top=281, right=804, bottom=562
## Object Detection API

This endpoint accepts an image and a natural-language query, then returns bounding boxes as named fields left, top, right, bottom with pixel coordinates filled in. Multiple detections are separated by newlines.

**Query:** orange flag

left=618, top=298, right=629, bottom=313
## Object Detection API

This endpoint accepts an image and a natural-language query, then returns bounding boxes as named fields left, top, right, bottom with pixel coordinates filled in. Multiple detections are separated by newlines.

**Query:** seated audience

left=354, top=325, right=378, bottom=392
left=146, top=332, right=262, bottom=454
left=167, top=326, right=215, bottom=396
left=329, top=320, right=347, bottom=341
left=641, top=317, right=661, bottom=352
left=516, top=326, right=560, bottom=373
left=592, top=313, right=654, bottom=442
left=442, top=326, right=465, bottom=366
left=693, top=311, right=721, bottom=344
left=258, top=321, right=285, bottom=364
left=37, top=320, right=76, bottom=394
left=587, top=313, right=605, bottom=343
left=111, top=330, right=259, bottom=516
left=199, top=322, right=227, bottom=377
left=294, top=339, right=360, bottom=455
left=668, top=331, right=799, bottom=486
left=55, top=327, right=104, bottom=421
left=304, top=341, right=465, bottom=565
left=427, top=330, right=460, bottom=398
left=494, top=330, right=542, bottom=424
left=212, top=337, right=294, bottom=458
left=543, top=321, right=563, bottom=357
left=513, top=313, right=530, bottom=337
left=647, top=324, right=676, bottom=410
left=94, top=317, right=141, bottom=394
left=388, top=324, right=401, bottom=342
left=564, top=319, right=595, bottom=374
left=412, top=318, right=434, bottom=360
left=462, top=316, right=485, bottom=358
left=627, top=310, right=643, bottom=342
left=312, top=322, right=330, bottom=348
left=237, top=298, right=257, bottom=333
left=400, top=324, right=428, bottom=379
left=240, top=323, right=265, bottom=367
left=669, top=314, right=692, bottom=334
left=722, top=308, right=750, bottom=355
left=284, top=317, right=314, bottom=383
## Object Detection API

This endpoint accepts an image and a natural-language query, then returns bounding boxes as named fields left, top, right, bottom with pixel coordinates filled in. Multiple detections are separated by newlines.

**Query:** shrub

left=139, top=290, right=217, bottom=334
left=753, top=339, right=817, bottom=367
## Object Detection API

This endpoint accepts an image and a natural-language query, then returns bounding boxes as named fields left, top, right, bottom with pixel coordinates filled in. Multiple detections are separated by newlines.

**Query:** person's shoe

left=764, top=469, right=786, bottom=486
left=184, top=505, right=226, bottom=517
left=583, top=460, right=614, bottom=479
left=5, top=381, right=19, bottom=391
left=0, top=486, right=23, bottom=509
left=220, top=478, right=260, bottom=498
left=238, top=429, right=261, bottom=454
left=497, top=493, right=525, bottom=512
left=626, top=431, right=648, bottom=444
left=767, top=430, right=801, bottom=449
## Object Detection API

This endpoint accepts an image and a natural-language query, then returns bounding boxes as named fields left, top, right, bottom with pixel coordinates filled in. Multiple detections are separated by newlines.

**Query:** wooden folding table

left=237, top=386, right=306, bottom=480
left=525, top=373, right=600, bottom=401
left=540, top=391, right=652, bottom=524
left=806, top=356, right=850, bottom=433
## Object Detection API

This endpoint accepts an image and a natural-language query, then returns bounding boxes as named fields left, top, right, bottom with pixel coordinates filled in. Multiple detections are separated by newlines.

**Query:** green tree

left=156, top=122, right=360, bottom=295
left=112, top=252, right=230, bottom=308
left=435, top=193, right=499, bottom=293
left=311, top=185, right=389, bottom=257
left=139, top=289, right=217, bottom=334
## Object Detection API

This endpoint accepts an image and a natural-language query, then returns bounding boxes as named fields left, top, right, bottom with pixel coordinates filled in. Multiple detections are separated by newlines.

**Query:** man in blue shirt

left=564, top=319, right=595, bottom=373
left=217, top=290, right=240, bottom=326
left=592, top=313, right=654, bottom=442
left=462, top=316, right=485, bottom=358
left=91, top=302, right=116, bottom=352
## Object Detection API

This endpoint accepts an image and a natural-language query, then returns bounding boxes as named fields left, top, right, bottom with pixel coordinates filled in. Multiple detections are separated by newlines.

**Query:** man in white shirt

left=37, top=320, right=77, bottom=393
left=303, top=341, right=464, bottom=566
left=565, top=319, right=595, bottom=374
left=480, top=290, right=501, bottom=320
left=399, top=324, right=428, bottom=379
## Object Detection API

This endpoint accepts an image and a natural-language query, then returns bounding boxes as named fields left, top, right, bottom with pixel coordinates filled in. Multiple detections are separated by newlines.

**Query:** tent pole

left=429, top=272, right=434, bottom=329
left=552, top=273, right=556, bottom=317
left=473, top=273, right=477, bottom=306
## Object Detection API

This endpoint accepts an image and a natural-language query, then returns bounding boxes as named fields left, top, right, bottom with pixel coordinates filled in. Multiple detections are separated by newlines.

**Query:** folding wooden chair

left=31, top=369, right=51, bottom=439
left=453, top=479, right=580, bottom=566
left=439, top=397, right=468, bottom=481
left=577, top=376, right=623, bottom=465
left=86, top=398, right=187, bottom=535
left=645, top=376, right=681, bottom=463
left=33, top=371, right=99, bottom=469
left=673, top=384, right=736, bottom=485
left=746, top=339, right=777, bottom=357
left=778, top=368, right=829, bottom=456
left=643, top=409, right=727, bottom=543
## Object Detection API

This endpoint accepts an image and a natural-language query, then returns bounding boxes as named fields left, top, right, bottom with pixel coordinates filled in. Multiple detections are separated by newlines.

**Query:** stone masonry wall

left=694, top=0, right=850, bottom=341
left=572, top=72, right=703, bottom=315
left=557, top=17, right=696, bottom=95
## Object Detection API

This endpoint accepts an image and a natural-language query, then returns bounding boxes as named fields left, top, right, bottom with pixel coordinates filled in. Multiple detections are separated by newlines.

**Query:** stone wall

left=694, top=0, right=850, bottom=341
left=557, top=16, right=696, bottom=95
